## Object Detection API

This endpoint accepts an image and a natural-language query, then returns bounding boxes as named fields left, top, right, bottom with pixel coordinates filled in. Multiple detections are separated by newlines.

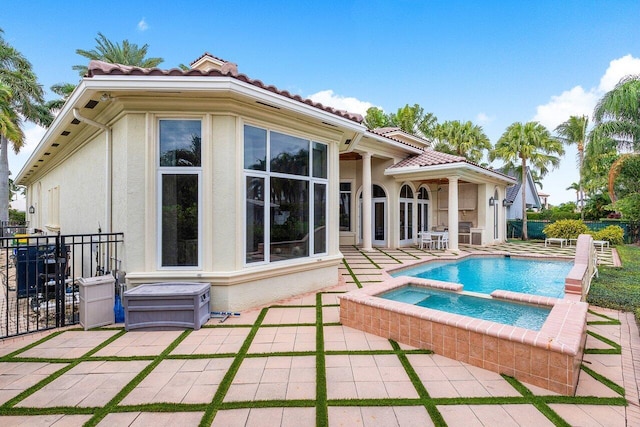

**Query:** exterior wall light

left=502, top=199, right=509, bottom=207
left=28, top=205, right=35, bottom=214
left=489, top=197, right=495, bottom=206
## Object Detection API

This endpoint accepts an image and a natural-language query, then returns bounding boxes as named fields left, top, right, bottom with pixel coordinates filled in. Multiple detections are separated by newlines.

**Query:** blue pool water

left=391, top=256, right=572, bottom=298
left=380, top=285, right=550, bottom=330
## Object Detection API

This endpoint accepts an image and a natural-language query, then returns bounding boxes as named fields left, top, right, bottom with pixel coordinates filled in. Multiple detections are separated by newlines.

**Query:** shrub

left=542, top=219, right=589, bottom=239
left=591, top=225, right=625, bottom=245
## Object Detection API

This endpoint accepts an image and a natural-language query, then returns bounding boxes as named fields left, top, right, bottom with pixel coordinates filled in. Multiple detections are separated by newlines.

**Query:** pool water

left=380, top=285, right=550, bottom=330
left=392, top=256, right=572, bottom=298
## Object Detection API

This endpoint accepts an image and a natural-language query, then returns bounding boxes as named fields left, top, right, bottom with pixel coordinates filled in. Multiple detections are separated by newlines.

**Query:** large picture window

left=159, top=119, right=201, bottom=267
left=244, top=124, right=328, bottom=264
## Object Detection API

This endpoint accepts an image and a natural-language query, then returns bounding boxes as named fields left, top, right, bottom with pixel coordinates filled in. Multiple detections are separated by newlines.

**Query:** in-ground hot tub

left=339, top=276, right=588, bottom=395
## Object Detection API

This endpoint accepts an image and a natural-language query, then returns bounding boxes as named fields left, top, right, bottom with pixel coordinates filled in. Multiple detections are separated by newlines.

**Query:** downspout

left=72, top=108, right=112, bottom=233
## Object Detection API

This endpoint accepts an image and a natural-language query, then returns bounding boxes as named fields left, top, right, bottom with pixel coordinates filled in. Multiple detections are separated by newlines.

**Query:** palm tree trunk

left=578, top=144, right=584, bottom=220
left=0, top=136, right=10, bottom=223
left=521, top=158, right=528, bottom=240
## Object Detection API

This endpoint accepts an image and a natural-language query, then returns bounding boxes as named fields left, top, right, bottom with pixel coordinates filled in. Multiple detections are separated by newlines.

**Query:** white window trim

left=339, top=179, right=354, bottom=233
left=242, top=123, right=329, bottom=267
left=156, top=118, right=203, bottom=270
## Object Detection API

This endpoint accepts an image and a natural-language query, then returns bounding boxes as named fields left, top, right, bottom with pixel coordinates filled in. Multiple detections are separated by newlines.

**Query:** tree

left=0, top=28, right=52, bottom=222
left=362, top=104, right=438, bottom=139
left=566, top=182, right=581, bottom=206
left=73, top=32, right=164, bottom=76
left=555, top=115, right=588, bottom=218
left=593, top=75, right=640, bottom=151
left=433, top=120, right=491, bottom=163
left=489, top=121, right=564, bottom=240
left=363, top=107, right=391, bottom=130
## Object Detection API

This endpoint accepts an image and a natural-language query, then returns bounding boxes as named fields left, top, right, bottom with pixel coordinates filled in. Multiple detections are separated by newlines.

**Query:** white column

left=362, top=152, right=372, bottom=251
left=447, top=176, right=459, bottom=251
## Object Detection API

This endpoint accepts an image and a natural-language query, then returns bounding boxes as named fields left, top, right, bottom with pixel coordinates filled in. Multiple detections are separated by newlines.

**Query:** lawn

left=587, top=244, right=640, bottom=323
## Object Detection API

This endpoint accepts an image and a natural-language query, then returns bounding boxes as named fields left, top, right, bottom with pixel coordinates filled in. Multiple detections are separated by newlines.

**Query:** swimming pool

left=379, top=285, right=550, bottom=330
left=391, top=256, right=572, bottom=298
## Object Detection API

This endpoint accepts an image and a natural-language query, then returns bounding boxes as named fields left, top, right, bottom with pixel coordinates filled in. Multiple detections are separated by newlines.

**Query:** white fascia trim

left=16, top=80, right=91, bottom=183
left=385, top=162, right=517, bottom=184
left=85, top=75, right=367, bottom=132
left=16, top=75, right=368, bottom=183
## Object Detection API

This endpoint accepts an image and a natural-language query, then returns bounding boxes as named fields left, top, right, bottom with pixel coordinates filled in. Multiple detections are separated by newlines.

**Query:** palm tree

left=593, top=75, right=640, bottom=151
left=433, top=120, right=491, bottom=163
left=489, top=122, right=564, bottom=240
left=566, top=182, right=581, bottom=206
left=73, top=32, right=164, bottom=76
left=555, top=115, right=588, bottom=218
left=0, top=84, right=22, bottom=145
left=0, top=28, right=52, bottom=222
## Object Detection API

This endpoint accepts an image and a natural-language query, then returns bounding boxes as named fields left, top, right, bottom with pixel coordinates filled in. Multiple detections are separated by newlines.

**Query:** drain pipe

left=72, top=108, right=112, bottom=233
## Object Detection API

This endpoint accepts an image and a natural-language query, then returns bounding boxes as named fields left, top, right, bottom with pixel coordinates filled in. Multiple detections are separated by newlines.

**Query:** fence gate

left=0, top=232, right=124, bottom=339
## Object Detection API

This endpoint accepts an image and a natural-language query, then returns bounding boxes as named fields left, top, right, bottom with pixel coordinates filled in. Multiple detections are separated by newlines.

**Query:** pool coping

left=339, top=274, right=588, bottom=395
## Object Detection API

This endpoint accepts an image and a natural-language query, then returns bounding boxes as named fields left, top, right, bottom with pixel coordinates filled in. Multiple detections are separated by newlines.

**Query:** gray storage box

left=78, top=275, right=115, bottom=330
left=123, top=282, right=210, bottom=331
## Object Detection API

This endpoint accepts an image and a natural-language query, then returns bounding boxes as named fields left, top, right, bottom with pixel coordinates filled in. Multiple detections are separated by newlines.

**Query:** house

left=15, top=53, right=515, bottom=311
left=502, top=167, right=542, bottom=220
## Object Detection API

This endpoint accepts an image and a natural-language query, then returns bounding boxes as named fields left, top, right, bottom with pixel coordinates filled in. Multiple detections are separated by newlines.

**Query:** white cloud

left=475, top=112, right=494, bottom=124
left=307, top=90, right=376, bottom=116
left=137, top=18, right=149, bottom=32
left=534, top=54, right=640, bottom=131
left=532, top=85, right=597, bottom=131
left=598, top=54, right=640, bottom=92
left=534, top=54, right=640, bottom=204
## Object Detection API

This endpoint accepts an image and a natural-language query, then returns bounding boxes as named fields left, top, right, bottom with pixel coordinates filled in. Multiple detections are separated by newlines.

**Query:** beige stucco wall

left=25, top=100, right=350, bottom=311
left=339, top=155, right=511, bottom=248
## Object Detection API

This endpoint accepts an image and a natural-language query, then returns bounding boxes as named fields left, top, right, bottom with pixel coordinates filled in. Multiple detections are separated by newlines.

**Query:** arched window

left=399, top=185, right=414, bottom=243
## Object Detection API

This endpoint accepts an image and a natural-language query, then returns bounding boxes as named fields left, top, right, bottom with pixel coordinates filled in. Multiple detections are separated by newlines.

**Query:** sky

left=3, top=0, right=640, bottom=205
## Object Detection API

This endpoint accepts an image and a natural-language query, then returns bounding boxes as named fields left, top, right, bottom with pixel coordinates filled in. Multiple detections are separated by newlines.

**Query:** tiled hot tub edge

left=338, top=276, right=588, bottom=395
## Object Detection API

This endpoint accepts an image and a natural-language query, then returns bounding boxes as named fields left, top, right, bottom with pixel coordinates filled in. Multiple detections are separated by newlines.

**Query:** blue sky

left=3, top=0, right=640, bottom=204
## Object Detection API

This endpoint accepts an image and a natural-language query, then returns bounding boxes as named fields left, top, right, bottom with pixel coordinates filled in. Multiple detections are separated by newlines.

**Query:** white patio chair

left=440, top=231, right=449, bottom=250
left=420, top=232, right=434, bottom=250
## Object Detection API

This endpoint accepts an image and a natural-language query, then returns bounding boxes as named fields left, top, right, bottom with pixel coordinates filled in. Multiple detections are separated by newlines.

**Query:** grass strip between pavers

left=341, top=258, right=363, bottom=288
left=0, top=329, right=127, bottom=410
left=581, top=364, right=625, bottom=396
left=83, top=329, right=192, bottom=426
left=587, top=309, right=621, bottom=325
left=315, top=292, right=328, bottom=427
left=374, top=247, right=402, bottom=263
left=585, top=330, right=622, bottom=354
left=395, top=248, right=421, bottom=259
left=501, top=375, right=572, bottom=427
left=352, top=245, right=381, bottom=269
left=389, top=340, right=446, bottom=426
left=0, top=329, right=67, bottom=360
left=198, top=307, right=267, bottom=427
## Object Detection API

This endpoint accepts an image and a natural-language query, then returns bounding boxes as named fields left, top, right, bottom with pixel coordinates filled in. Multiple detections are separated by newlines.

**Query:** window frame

left=339, top=180, right=353, bottom=232
left=157, top=118, right=203, bottom=270
left=243, top=123, right=329, bottom=266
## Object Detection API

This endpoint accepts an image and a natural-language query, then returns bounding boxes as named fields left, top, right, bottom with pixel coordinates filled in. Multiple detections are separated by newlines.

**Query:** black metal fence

left=0, top=232, right=124, bottom=339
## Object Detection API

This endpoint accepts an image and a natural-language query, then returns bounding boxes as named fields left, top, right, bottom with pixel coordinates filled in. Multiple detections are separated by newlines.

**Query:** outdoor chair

left=440, top=231, right=449, bottom=250
left=420, top=232, right=434, bottom=249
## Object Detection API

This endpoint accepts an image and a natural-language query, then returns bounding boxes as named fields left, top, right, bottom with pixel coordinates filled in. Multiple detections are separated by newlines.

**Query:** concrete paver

left=0, top=242, right=634, bottom=426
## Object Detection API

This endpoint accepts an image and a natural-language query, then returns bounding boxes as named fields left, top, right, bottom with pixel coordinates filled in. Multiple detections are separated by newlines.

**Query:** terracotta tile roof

left=366, top=129, right=423, bottom=150
left=388, top=149, right=517, bottom=182
left=387, top=149, right=467, bottom=169
left=189, top=51, right=229, bottom=66
left=86, top=60, right=363, bottom=123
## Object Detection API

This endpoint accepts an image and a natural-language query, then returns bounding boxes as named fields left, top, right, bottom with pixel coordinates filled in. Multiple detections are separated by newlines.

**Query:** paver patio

left=0, top=242, right=637, bottom=426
